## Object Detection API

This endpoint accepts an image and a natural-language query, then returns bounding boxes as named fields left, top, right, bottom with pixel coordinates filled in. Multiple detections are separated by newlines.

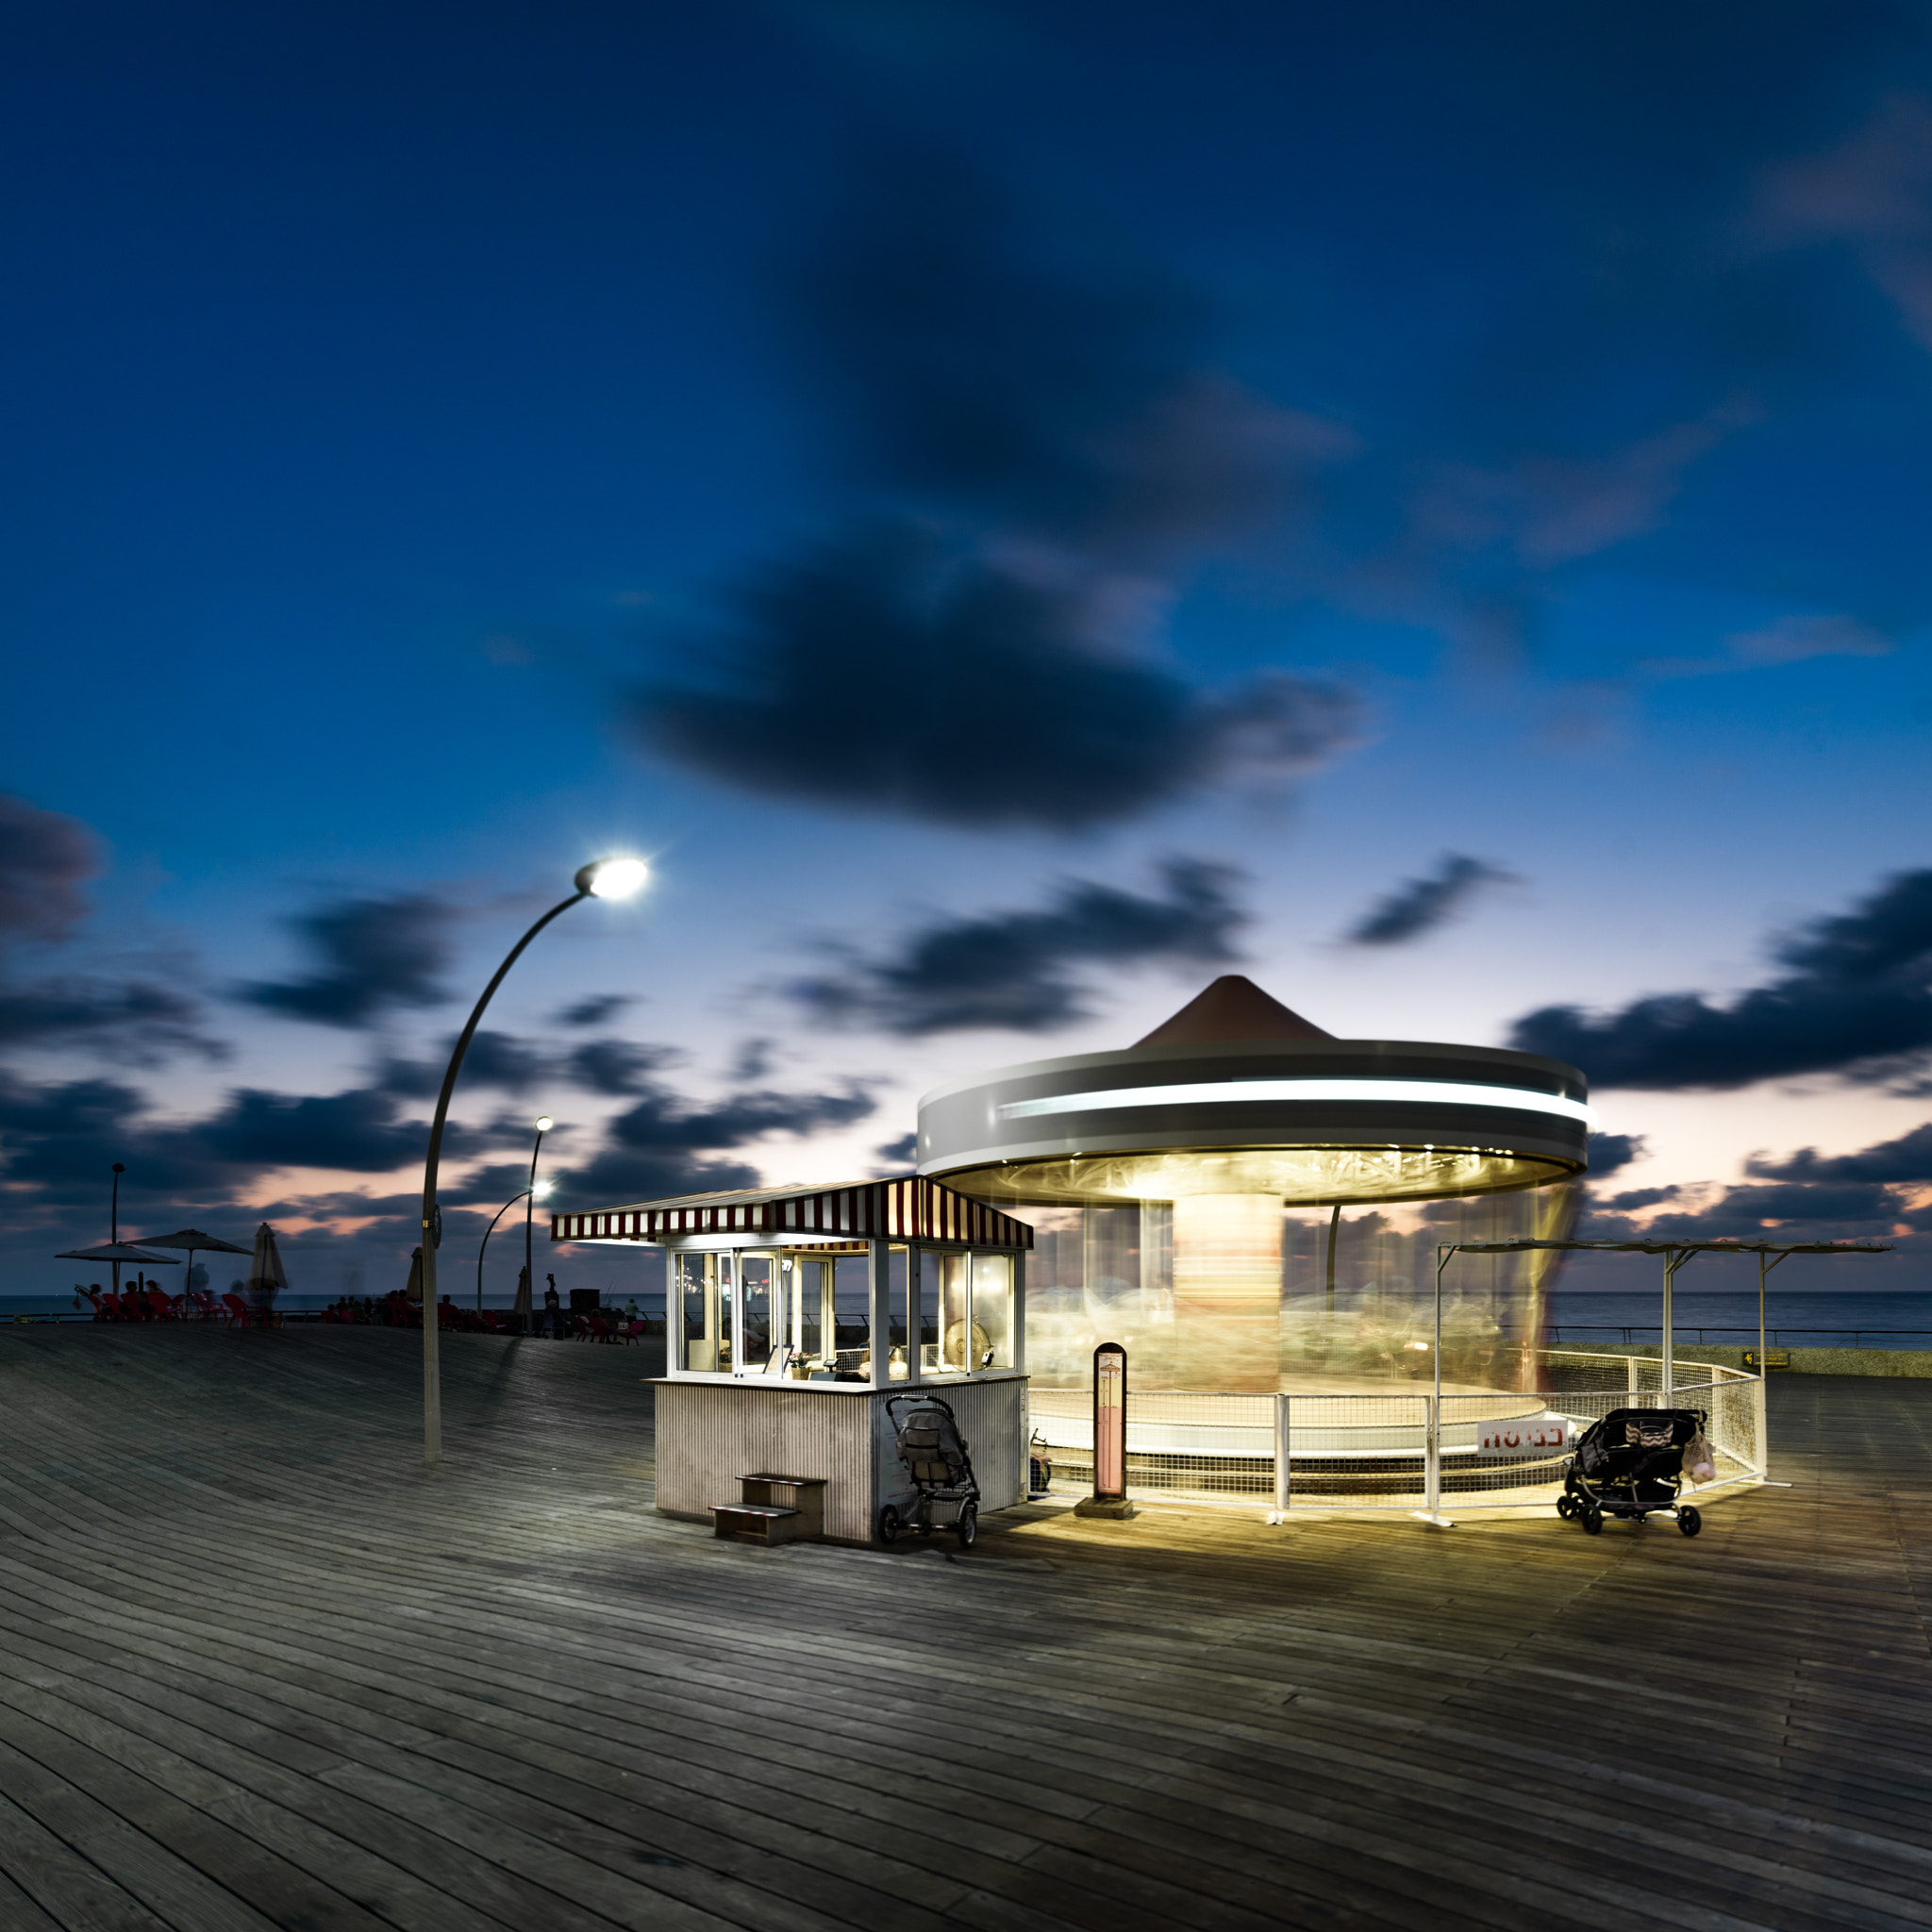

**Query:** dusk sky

left=6, top=1, right=1932, bottom=1299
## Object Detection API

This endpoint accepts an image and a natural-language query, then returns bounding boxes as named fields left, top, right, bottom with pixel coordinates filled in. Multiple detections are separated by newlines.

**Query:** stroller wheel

left=957, top=1504, right=977, bottom=1550
left=877, top=1506, right=902, bottom=1546
left=1677, top=1506, right=1702, bottom=1538
left=1581, top=1507, right=1604, bottom=1536
left=1556, top=1494, right=1574, bottom=1519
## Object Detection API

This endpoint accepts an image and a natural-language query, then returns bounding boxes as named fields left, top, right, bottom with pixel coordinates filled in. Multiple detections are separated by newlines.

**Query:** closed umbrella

left=245, top=1224, right=289, bottom=1321
left=135, top=1229, right=251, bottom=1312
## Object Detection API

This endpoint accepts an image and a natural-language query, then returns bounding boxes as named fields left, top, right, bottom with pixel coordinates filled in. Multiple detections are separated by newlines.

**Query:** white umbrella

left=245, top=1224, right=289, bottom=1317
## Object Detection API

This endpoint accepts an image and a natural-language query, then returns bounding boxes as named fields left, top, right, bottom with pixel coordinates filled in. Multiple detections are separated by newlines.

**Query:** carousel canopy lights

left=999, top=1077, right=1598, bottom=1129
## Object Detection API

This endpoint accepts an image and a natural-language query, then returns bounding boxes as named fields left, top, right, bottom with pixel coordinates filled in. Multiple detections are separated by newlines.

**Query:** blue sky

left=4, top=0, right=1932, bottom=1301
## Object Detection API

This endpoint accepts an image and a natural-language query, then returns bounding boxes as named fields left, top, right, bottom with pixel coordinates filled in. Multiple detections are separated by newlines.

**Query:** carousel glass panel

left=1023, top=1177, right=1578, bottom=1394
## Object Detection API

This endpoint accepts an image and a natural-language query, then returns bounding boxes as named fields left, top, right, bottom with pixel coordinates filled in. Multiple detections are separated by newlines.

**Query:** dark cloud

left=379, top=1029, right=680, bottom=1100
left=1597, top=1185, right=1681, bottom=1212
left=379, top=1029, right=552, bottom=1099
left=0, top=977, right=213, bottom=1056
left=1345, top=854, right=1516, bottom=946
left=1580, top=1176, right=1911, bottom=1247
left=730, top=1039, right=775, bottom=1083
left=566, top=1037, right=678, bottom=1096
left=1586, top=1132, right=1647, bottom=1181
left=552, top=1148, right=763, bottom=1209
left=0, top=795, right=217, bottom=1058
left=238, top=893, right=455, bottom=1028
left=550, top=1076, right=874, bottom=1206
left=555, top=993, right=634, bottom=1028
left=1747, top=1120, right=1932, bottom=1184
left=194, top=1088, right=430, bottom=1174
left=0, top=793, right=95, bottom=945
left=874, top=1132, right=917, bottom=1166
left=1509, top=868, right=1932, bottom=1088
left=0, top=1072, right=451, bottom=1207
left=639, top=525, right=1357, bottom=831
left=791, top=148, right=1342, bottom=552
left=790, top=858, right=1246, bottom=1035
left=630, top=151, right=1358, bottom=831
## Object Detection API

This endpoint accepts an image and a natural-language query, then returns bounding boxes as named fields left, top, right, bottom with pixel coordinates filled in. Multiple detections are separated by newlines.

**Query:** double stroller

left=1558, top=1407, right=1709, bottom=1538
left=879, top=1394, right=980, bottom=1550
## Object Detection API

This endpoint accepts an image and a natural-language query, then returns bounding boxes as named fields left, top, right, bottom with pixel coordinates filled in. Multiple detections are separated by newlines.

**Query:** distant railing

left=1550, top=1326, right=1932, bottom=1348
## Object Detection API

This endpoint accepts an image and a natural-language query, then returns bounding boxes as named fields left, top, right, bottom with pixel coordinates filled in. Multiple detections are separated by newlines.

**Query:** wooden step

left=711, top=1502, right=810, bottom=1545
left=738, top=1474, right=827, bottom=1537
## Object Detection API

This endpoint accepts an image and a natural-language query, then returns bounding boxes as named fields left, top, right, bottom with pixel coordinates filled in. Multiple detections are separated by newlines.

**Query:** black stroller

left=880, top=1394, right=980, bottom=1550
left=1559, top=1407, right=1707, bottom=1538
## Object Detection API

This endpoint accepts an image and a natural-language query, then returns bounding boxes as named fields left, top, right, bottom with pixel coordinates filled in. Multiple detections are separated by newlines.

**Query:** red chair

left=144, top=1287, right=174, bottom=1321
left=621, top=1320, right=646, bottom=1345
left=221, top=1292, right=251, bottom=1327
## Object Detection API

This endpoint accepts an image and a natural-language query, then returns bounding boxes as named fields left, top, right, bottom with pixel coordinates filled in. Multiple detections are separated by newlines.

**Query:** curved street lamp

left=525, top=1113, right=554, bottom=1332
left=475, top=1188, right=530, bottom=1312
left=419, top=856, right=648, bottom=1464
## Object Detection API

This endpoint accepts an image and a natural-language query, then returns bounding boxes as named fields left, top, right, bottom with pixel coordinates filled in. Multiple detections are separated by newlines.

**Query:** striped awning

left=551, top=1174, right=1032, bottom=1250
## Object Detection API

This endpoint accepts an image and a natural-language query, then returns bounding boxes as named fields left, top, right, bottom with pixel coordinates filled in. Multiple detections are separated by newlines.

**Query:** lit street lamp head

left=534, top=1115, right=555, bottom=1134
left=575, top=856, right=648, bottom=899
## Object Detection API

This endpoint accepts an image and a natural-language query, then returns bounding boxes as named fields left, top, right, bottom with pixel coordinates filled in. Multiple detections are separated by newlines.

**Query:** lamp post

left=419, top=857, right=648, bottom=1465
left=475, top=1188, right=531, bottom=1312
left=110, top=1162, right=125, bottom=1300
left=525, top=1114, right=553, bottom=1329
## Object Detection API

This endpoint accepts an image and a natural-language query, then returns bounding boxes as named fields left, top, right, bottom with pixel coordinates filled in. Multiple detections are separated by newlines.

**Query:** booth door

left=734, top=1253, right=776, bottom=1373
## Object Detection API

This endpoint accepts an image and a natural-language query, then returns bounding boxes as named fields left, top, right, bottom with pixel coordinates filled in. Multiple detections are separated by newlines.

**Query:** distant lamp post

left=475, top=1189, right=530, bottom=1312
left=419, top=857, right=648, bottom=1465
left=110, top=1162, right=125, bottom=1299
left=525, top=1114, right=554, bottom=1326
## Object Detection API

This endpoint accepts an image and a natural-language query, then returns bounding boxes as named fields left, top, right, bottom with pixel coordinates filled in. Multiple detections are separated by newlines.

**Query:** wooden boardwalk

left=0, top=1326, right=1926, bottom=1932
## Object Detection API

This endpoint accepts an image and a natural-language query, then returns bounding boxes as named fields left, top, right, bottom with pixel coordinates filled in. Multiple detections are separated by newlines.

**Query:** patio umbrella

left=54, top=1242, right=180, bottom=1307
left=136, top=1228, right=251, bottom=1304
left=55, top=1242, right=181, bottom=1265
left=245, top=1223, right=289, bottom=1318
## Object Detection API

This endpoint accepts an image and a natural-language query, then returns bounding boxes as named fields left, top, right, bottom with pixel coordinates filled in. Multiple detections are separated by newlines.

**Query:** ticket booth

left=551, top=1175, right=1033, bottom=1546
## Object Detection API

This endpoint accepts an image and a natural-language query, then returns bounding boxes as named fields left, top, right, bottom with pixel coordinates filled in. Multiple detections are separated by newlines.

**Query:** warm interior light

left=534, top=1114, right=555, bottom=1133
left=579, top=856, right=648, bottom=899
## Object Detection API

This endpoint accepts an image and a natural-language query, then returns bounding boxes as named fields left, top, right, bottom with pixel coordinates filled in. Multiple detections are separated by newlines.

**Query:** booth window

left=972, top=1252, right=1014, bottom=1369
left=739, top=1253, right=775, bottom=1371
left=887, top=1246, right=908, bottom=1379
left=675, top=1253, right=719, bottom=1373
left=833, top=1256, right=870, bottom=1374
left=933, top=1253, right=970, bottom=1373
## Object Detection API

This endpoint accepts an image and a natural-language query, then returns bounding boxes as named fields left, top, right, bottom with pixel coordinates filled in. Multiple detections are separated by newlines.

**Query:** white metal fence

left=1027, top=1350, right=1765, bottom=1517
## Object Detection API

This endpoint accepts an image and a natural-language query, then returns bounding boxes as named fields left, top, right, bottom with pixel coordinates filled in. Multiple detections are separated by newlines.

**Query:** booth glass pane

left=972, top=1253, right=1013, bottom=1368
left=794, top=1258, right=824, bottom=1358
left=935, top=1253, right=971, bottom=1371
left=674, top=1253, right=717, bottom=1373
left=739, top=1254, right=774, bottom=1371
left=833, top=1256, right=870, bottom=1373
left=888, top=1246, right=908, bottom=1378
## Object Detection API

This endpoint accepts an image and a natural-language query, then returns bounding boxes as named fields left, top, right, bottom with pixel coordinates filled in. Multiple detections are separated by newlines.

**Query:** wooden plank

left=1, top=1328, right=1929, bottom=1932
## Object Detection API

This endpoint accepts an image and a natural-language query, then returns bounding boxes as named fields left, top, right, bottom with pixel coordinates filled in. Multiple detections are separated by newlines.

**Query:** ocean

left=1548, top=1287, right=1932, bottom=1350
left=6, top=1286, right=1929, bottom=1349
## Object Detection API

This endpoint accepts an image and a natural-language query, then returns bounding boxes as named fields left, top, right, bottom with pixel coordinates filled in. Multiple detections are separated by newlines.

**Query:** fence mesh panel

left=1027, top=1390, right=1275, bottom=1504
left=1282, top=1395, right=1428, bottom=1509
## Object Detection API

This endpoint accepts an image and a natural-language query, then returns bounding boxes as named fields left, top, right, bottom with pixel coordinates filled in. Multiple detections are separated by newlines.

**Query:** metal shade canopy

left=1432, top=1236, right=1892, bottom=1481
left=54, top=1242, right=181, bottom=1264
left=135, top=1228, right=252, bottom=1255
left=1445, top=1239, right=1892, bottom=1257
